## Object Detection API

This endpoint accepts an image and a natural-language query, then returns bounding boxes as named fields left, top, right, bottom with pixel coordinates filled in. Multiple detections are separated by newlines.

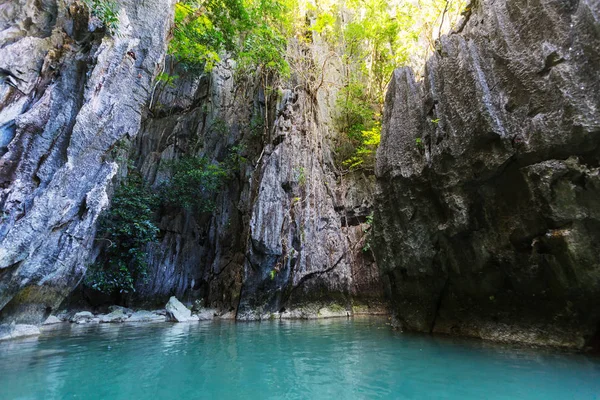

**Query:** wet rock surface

left=374, top=0, right=600, bottom=349
left=0, top=323, right=40, bottom=341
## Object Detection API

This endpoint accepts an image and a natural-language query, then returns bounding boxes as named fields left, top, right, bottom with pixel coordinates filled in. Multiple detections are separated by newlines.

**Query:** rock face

left=0, top=0, right=174, bottom=324
left=237, top=86, right=379, bottom=319
left=374, top=0, right=600, bottom=348
left=127, top=43, right=384, bottom=318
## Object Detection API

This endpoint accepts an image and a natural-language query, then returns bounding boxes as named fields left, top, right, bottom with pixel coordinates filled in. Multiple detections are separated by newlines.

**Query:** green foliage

left=269, top=269, right=277, bottom=280
left=156, top=72, right=179, bottom=88
left=86, top=174, right=159, bottom=294
left=159, top=156, right=228, bottom=212
left=296, top=166, right=306, bottom=186
left=314, top=0, right=465, bottom=171
left=159, top=146, right=246, bottom=212
left=169, top=0, right=291, bottom=77
left=83, top=0, right=120, bottom=35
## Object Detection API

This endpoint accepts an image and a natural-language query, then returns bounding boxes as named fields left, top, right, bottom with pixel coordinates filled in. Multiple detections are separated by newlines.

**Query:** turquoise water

left=0, top=317, right=599, bottom=399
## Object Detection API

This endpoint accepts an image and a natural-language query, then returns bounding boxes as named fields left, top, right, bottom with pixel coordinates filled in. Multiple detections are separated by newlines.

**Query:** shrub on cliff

left=85, top=174, right=159, bottom=295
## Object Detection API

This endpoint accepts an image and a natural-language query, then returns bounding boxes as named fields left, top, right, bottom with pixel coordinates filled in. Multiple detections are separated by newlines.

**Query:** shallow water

left=0, top=317, right=599, bottom=399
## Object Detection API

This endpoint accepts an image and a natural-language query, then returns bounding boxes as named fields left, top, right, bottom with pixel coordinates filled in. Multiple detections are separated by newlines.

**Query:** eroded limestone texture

left=374, top=0, right=600, bottom=348
left=0, top=0, right=174, bottom=323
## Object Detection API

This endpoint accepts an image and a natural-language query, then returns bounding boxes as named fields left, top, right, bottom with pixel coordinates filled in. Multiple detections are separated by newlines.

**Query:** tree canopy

left=168, top=0, right=467, bottom=169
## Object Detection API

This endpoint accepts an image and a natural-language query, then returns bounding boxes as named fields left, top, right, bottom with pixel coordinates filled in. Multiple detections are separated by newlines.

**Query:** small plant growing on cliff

left=159, top=156, right=228, bottom=212
left=296, top=167, right=306, bottom=187
left=86, top=173, right=159, bottom=295
left=83, top=0, right=120, bottom=35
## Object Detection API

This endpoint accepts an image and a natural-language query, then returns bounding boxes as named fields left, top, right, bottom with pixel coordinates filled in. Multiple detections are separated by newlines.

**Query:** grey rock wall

left=374, top=0, right=600, bottom=348
left=127, top=60, right=257, bottom=310
left=125, top=43, right=384, bottom=317
left=0, top=0, right=173, bottom=323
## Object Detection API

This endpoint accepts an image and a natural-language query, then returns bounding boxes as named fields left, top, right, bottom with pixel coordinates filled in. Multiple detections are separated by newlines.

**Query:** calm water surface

left=0, top=317, right=599, bottom=399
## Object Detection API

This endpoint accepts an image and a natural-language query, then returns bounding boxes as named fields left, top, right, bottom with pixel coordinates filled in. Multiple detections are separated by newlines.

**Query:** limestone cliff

left=374, top=0, right=600, bottom=348
left=125, top=43, right=384, bottom=318
left=0, top=0, right=173, bottom=323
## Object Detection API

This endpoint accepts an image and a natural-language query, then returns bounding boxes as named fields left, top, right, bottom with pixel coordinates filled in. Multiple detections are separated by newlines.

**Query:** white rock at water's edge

left=100, top=309, right=129, bottom=323
left=0, top=324, right=41, bottom=341
left=127, top=311, right=166, bottom=323
left=165, top=297, right=196, bottom=322
left=43, top=315, right=62, bottom=325
left=70, top=311, right=94, bottom=323
left=195, top=309, right=216, bottom=321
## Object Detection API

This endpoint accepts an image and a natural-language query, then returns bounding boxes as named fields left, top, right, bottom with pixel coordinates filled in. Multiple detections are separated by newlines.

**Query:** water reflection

left=1, top=317, right=599, bottom=400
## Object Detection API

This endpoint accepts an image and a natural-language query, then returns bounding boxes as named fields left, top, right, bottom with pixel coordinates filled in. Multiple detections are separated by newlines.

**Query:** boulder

left=70, top=311, right=94, bottom=324
left=42, top=316, right=62, bottom=325
left=195, top=309, right=216, bottom=321
left=127, top=311, right=165, bottom=323
left=165, top=297, right=195, bottom=322
left=100, top=309, right=129, bottom=323
left=0, top=324, right=41, bottom=341
left=108, top=306, right=134, bottom=316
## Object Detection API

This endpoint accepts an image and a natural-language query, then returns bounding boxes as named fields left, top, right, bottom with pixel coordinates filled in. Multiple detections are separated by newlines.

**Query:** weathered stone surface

left=0, top=0, right=174, bottom=324
left=108, top=306, right=133, bottom=316
left=194, top=309, right=216, bottom=321
left=70, top=311, right=94, bottom=323
left=100, top=309, right=128, bottom=323
left=127, top=61, right=251, bottom=311
left=127, top=310, right=165, bottom=323
left=42, top=315, right=62, bottom=325
left=0, top=323, right=40, bottom=341
left=374, top=0, right=600, bottom=349
left=165, top=296, right=195, bottom=322
left=126, top=47, right=383, bottom=318
left=237, top=42, right=384, bottom=319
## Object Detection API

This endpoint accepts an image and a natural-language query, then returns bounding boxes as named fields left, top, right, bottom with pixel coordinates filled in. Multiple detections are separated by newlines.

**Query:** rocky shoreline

left=0, top=297, right=388, bottom=342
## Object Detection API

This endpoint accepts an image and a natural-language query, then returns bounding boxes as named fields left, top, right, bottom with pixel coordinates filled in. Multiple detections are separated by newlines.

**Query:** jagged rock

left=42, top=315, right=62, bottom=325
left=0, top=0, right=174, bottom=324
left=374, top=0, right=600, bottom=349
left=127, top=311, right=165, bottom=323
left=70, top=311, right=94, bottom=324
left=165, top=296, right=195, bottom=322
left=0, top=323, right=40, bottom=341
left=100, top=309, right=128, bottom=323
